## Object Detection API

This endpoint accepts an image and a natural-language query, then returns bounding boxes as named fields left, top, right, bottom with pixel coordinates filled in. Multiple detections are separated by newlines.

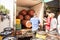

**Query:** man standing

left=30, top=15, right=40, bottom=32
left=30, top=14, right=40, bottom=38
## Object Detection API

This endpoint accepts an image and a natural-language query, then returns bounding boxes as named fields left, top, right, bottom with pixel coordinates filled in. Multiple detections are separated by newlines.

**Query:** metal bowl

left=4, top=27, right=12, bottom=31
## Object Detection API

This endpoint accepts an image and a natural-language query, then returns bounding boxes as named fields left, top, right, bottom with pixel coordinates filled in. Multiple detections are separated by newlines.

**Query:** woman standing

left=45, top=12, right=52, bottom=32
left=43, top=12, right=52, bottom=32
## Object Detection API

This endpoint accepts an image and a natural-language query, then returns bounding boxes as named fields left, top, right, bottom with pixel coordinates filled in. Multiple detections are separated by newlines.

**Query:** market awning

left=17, top=0, right=43, bottom=7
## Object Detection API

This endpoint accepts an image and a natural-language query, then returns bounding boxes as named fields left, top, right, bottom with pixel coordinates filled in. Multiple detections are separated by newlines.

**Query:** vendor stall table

left=16, top=29, right=33, bottom=40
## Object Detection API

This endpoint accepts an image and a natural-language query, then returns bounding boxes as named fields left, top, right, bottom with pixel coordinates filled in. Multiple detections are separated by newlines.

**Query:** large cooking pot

left=28, top=9, right=34, bottom=17
left=26, top=21, right=32, bottom=28
left=19, top=9, right=27, bottom=16
left=18, top=15, right=23, bottom=20
left=22, top=20, right=32, bottom=28
left=24, top=15, right=31, bottom=20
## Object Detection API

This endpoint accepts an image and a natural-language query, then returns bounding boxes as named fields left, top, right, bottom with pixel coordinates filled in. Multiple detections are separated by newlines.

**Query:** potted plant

left=0, top=5, right=9, bottom=21
left=0, top=5, right=9, bottom=15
